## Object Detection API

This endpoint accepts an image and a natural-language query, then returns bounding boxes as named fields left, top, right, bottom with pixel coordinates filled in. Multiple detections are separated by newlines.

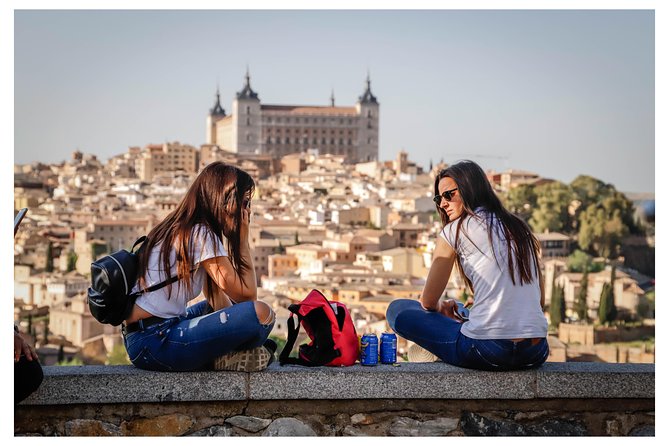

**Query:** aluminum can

left=380, top=332, right=397, bottom=364
left=360, top=333, right=378, bottom=366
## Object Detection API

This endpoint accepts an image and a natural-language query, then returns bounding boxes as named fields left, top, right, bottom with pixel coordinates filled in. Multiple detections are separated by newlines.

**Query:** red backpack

left=279, top=289, right=359, bottom=367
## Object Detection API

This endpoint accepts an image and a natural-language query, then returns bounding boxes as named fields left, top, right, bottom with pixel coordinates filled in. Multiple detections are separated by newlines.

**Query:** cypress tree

left=57, top=344, right=65, bottom=363
left=550, top=282, right=566, bottom=328
left=45, top=242, right=54, bottom=272
left=598, top=266, right=618, bottom=325
left=43, top=319, right=49, bottom=344
left=575, top=270, right=589, bottom=322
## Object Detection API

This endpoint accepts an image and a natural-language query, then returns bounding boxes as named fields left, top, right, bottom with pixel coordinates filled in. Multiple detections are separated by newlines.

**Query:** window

left=246, top=106, right=250, bottom=114
left=247, top=117, right=251, bottom=126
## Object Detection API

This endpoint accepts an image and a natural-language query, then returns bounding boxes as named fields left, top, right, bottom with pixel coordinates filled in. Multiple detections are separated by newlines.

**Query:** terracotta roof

left=94, top=220, right=149, bottom=226
left=261, top=105, right=358, bottom=116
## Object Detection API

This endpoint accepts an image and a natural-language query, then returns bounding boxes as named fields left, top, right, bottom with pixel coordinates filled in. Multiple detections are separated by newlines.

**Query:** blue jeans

left=123, top=300, right=274, bottom=371
left=386, top=299, right=549, bottom=371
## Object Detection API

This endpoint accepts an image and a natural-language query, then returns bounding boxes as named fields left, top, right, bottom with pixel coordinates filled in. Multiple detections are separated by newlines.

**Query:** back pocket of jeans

left=130, top=346, right=174, bottom=372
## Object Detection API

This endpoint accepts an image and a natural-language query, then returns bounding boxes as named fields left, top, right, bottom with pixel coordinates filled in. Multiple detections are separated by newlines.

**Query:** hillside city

left=13, top=145, right=655, bottom=366
left=13, top=75, right=655, bottom=366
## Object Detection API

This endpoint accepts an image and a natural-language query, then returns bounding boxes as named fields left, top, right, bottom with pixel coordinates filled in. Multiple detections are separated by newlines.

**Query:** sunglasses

left=433, top=187, right=458, bottom=205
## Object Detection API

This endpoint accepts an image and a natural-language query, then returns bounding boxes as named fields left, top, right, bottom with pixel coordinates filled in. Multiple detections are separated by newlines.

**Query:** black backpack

left=87, top=236, right=178, bottom=326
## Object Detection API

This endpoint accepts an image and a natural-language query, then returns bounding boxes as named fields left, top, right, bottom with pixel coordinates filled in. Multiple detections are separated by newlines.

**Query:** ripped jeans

left=386, top=299, right=549, bottom=371
left=123, top=300, right=274, bottom=371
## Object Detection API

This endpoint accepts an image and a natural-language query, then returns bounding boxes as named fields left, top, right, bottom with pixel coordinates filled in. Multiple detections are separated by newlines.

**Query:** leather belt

left=122, top=316, right=167, bottom=335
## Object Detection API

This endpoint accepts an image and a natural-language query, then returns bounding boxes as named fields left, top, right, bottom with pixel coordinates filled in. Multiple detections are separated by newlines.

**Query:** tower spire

left=358, top=71, right=378, bottom=105
left=209, top=84, right=226, bottom=116
left=236, top=66, right=259, bottom=100
left=330, top=89, right=335, bottom=107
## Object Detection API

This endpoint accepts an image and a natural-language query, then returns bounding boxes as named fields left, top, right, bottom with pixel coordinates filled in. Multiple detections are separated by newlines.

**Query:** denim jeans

left=123, top=300, right=274, bottom=371
left=386, top=299, right=549, bottom=371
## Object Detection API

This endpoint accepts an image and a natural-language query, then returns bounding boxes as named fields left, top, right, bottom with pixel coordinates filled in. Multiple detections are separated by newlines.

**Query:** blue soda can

left=380, top=332, right=397, bottom=364
left=360, top=333, right=378, bottom=366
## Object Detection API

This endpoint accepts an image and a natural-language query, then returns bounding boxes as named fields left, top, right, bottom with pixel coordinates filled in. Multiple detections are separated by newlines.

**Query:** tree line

left=503, top=175, right=641, bottom=259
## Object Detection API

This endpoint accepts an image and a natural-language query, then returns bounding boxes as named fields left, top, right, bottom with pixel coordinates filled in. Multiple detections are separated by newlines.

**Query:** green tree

left=549, top=281, right=566, bottom=329
left=567, top=249, right=604, bottom=273
left=598, top=266, right=618, bottom=325
left=637, top=290, right=654, bottom=319
left=66, top=251, right=78, bottom=272
left=575, top=270, right=589, bottom=322
left=578, top=195, right=631, bottom=258
left=529, top=181, right=572, bottom=234
left=570, top=175, right=614, bottom=230
left=106, top=344, right=131, bottom=365
left=91, top=242, right=109, bottom=261
left=45, top=241, right=54, bottom=272
left=503, top=184, right=537, bottom=223
left=58, top=357, right=84, bottom=366
left=57, top=344, right=65, bottom=363
left=43, top=318, right=49, bottom=344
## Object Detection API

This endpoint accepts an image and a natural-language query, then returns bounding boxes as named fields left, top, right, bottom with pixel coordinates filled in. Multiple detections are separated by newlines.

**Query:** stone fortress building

left=206, top=70, right=379, bottom=162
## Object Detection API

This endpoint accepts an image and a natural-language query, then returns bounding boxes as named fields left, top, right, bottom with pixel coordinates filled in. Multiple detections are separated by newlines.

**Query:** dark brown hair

left=434, top=160, right=541, bottom=292
left=137, top=161, right=255, bottom=296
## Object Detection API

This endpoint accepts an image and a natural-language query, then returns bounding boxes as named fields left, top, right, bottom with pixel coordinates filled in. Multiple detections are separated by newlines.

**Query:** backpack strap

left=130, top=235, right=201, bottom=297
left=279, top=309, right=321, bottom=366
left=131, top=236, right=147, bottom=253
left=279, top=312, right=303, bottom=365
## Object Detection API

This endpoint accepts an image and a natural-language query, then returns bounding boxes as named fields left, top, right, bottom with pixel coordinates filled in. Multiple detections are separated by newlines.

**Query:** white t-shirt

left=440, top=208, right=548, bottom=340
left=133, top=224, right=228, bottom=318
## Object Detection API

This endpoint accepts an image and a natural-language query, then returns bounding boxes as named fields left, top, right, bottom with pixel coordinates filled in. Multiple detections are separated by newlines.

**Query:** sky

left=12, top=7, right=655, bottom=194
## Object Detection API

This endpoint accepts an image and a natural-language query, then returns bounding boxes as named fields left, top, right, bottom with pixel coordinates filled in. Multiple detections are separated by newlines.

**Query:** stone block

left=120, top=414, right=194, bottom=436
left=388, top=416, right=459, bottom=436
left=64, top=419, right=121, bottom=436
left=262, top=417, right=317, bottom=436
left=249, top=362, right=535, bottom=400
left=226, top=415, right=272, bottom=433
left=22, top=365, right=247, bottom=404
left=536, top=362, right=655, bottom=398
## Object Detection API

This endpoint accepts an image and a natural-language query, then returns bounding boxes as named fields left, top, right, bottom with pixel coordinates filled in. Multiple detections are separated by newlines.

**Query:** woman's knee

left=386, top=299, right=417, bottom=328
left=253, top=301, right=274, bottom=325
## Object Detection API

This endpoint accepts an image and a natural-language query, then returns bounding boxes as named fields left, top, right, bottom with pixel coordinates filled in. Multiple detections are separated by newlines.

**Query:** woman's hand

left=438, top=299, right=465, bottom=323
left=239, top=206, right=251, bottom=244
left=14, top=331, right=37, bottom=362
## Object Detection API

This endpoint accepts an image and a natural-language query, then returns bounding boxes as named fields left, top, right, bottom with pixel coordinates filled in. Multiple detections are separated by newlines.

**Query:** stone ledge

left=20, top=362, right=654, bottom=406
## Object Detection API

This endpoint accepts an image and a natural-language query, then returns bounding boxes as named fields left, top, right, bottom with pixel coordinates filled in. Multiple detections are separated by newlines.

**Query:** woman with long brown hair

left=122, top=161, right=275, bottom=372
left=386, top=160, right=549, bottom=370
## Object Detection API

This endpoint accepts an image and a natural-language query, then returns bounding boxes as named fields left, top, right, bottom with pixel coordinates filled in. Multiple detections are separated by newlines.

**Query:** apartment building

left=135, top=142, right=198, bottom=182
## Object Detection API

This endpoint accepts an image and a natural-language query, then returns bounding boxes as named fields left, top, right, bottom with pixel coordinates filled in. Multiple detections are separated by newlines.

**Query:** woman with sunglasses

left=122, top=161, right=276, bottom=372
left=386, top=160, right=549, bottom=370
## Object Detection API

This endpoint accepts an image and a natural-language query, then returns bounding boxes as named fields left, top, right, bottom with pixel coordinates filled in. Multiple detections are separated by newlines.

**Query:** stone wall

left=15, top=362, right=655, bottom=437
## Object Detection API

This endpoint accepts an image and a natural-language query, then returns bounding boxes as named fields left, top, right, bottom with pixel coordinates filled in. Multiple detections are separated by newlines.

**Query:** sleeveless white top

left=440, top=208, right=548, bottom=340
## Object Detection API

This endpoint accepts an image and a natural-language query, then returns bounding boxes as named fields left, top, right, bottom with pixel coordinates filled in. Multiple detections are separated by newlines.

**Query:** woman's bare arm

left=420, top=236, right=457, bottom=311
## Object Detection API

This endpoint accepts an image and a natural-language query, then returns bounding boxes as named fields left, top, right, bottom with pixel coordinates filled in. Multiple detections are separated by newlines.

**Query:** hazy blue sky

left=14, top=9, right=655, bottom=193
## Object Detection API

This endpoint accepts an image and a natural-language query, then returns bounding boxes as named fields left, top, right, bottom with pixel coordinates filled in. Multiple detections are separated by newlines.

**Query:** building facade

left=207, top=71, right=379, bottom=163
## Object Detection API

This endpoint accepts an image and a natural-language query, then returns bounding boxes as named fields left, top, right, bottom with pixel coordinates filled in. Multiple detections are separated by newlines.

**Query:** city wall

left=16, top=362, right=654, bottom=436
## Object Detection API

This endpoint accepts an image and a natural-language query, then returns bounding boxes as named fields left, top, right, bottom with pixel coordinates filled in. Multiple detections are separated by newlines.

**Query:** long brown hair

left=137, top=161, right=255, bottom=296
left=434, top=160, right=541, bottom=292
